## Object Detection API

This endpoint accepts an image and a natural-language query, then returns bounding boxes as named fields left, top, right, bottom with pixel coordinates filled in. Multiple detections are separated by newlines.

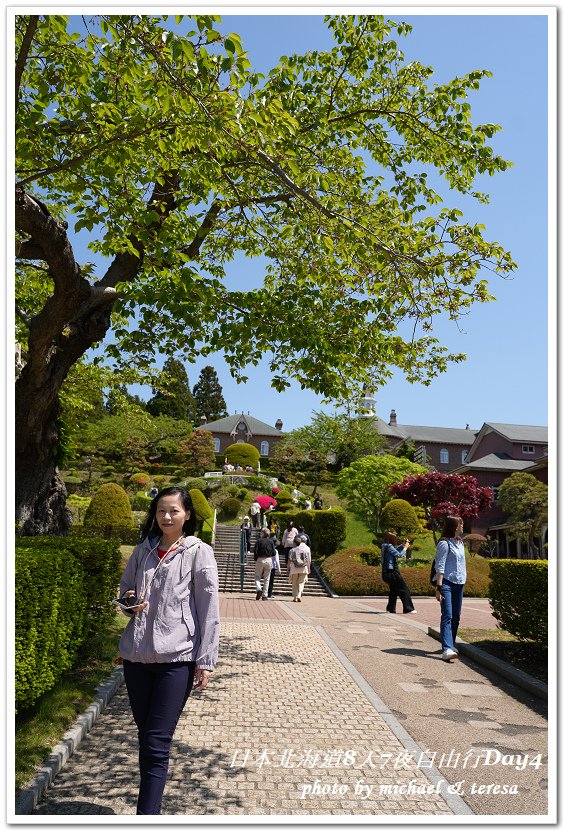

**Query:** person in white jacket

left=117, top=487, right=219, bottom=815
left=288, top=536, right=312, bottom=602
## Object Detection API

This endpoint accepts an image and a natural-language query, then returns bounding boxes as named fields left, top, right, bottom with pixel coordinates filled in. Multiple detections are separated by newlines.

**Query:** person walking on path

left=381, top=532, right=416, bottom=615
left=267, top=535, right=281, bottom=598
left=254, top=528, right=276, bottom=600
left=249, top=499, right=261, bottom=529
left=434, top=515, right=466, bottom=661
left=116, top=486, right=220, bottom=815
left=288, top=535, right=311, bottom=602
left=240, top=516, right=252, bottom=553
left=281, top=520, right=298, bottom=568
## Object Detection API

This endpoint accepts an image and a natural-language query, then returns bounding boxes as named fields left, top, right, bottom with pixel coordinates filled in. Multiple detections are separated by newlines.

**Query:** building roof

left=373, top=417, right=477, bottom=446
left=465, top=422, right=548, bottom=462
left=196, top=412, right=283, bottom=437
left=454, top=453, right=535, bottom=473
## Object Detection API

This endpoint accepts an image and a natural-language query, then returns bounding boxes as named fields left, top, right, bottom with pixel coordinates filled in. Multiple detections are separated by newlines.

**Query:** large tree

left=336, top=455, right=426, bottom=535
left=146, top=357, right=196, bottom=421
left=390, top=470, right=494, bottom=542
left=15, top=14, right=515, bottom=533
left=497, top=471, right=548, bottom=558
left=289, top=410, right=386, bottom=472
left=192, top=365, right=228, bottom=423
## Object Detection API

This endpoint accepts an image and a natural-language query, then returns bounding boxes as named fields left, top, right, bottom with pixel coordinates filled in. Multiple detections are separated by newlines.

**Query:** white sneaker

left=442, top=648, right=458, bottom=661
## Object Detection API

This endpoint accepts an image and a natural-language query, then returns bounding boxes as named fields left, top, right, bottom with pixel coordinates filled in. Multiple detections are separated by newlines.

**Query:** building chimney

left=275, top=418, right=283, bottom=431
left=389, top=409, right=397, bottom=426
left=200, top=415, right=207, bottom=425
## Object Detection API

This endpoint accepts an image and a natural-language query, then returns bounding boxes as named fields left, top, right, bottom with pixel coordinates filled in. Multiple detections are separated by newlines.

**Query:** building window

left=237, top=439, right=244, bottom=443
left=214, top=437, right=220, bottom=453
left=440, top=448, right=449, bottom=464
left=461, top=449, right=469, bottom=464
left=260, top=441, right=270, bottom=456
left=492, top=485, right=500, bottom=501
left=522, top=445, right=535, bottom=454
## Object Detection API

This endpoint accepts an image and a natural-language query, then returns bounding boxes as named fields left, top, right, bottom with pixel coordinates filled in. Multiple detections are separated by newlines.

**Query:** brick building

left=195, top=412, right=284, bottom=458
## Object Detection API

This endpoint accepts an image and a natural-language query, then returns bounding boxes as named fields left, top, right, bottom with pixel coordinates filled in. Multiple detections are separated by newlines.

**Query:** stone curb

left=426, top=626, right=548, bottom=701
left=14, top=665, right=125, bottom=815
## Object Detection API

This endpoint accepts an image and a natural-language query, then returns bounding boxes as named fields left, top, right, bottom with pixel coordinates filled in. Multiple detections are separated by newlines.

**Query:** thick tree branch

left=15, top=304, right=31, bottom=327
left=15, top=16, right=39, bottom=115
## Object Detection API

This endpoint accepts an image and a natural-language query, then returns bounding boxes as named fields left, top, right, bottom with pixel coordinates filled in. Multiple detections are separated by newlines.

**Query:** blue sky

left=77, top=11, right=550, bottom=433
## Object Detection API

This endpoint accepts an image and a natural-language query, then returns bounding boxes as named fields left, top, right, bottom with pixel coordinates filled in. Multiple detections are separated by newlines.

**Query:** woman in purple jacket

left=117, top=487, right=220, bottom=815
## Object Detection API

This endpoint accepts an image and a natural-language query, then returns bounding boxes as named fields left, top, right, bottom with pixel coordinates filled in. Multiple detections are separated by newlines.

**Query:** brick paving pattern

left=29, top=594, right=549, bottom=818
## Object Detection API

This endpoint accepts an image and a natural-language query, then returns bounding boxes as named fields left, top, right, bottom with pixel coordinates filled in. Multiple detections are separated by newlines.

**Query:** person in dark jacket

left=240, top=516, right=252, bottom=553
left=381, top=531, right=416, bottom=614
left=254, top=528, right=276, bottom=600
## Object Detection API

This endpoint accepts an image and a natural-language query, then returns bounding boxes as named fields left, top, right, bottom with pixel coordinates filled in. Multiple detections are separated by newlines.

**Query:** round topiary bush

left=189, top=488, right=213, bottom=522
left=224, top=442, right=260, bottom=469
left=84, top=483, right=134, bottom=530
left=380, top=498, right=421, bottom=541
left=132, top=491, right=152, bottom=511
left=274, top=489, right=294, bottom=510
left=220, top=497, right=242, bottom=520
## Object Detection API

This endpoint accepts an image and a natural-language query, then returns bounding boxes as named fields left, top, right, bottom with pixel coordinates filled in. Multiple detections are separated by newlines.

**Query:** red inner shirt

left=157, top=548, right=168, bottom=560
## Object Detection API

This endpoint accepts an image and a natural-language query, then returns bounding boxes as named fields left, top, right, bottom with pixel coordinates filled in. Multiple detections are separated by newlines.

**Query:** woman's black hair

left=141, top=486, right=197, bottom=541
left=440, top=515, right=462, bottom=540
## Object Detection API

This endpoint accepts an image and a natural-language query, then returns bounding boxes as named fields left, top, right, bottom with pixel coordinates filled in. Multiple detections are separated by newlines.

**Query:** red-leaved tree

left=389, top=471, right=493, bottom=543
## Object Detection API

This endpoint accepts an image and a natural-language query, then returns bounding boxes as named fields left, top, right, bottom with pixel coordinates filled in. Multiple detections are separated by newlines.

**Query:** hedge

left=321, top=547, right=491, bottom=597
left=16, top=536, right=122, bottom=639
left=224, top=442, right=260, bottom=468
left=199, top=518, right=214, bottom=545
left=69, top=523, right=141, bottom=545
left=271, top=508, right=346, bottom=556
left=489, top=559, right=548, bottom=646
left=132, top=490, right=152, bottom=511
left=15, top=547, right=86, bottom=712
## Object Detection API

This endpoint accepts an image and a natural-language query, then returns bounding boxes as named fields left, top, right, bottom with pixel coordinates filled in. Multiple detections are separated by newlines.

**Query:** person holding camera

left=434, top=515, right=466, bottom=661
left=381, top=531, right=416, bottom=614
left=116, top=486, right=220, bottom=815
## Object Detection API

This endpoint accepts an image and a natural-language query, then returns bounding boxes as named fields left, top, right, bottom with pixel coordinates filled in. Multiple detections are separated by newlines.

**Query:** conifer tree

left=193, top=366, right=228, bottom=423
left=146, top=358, right=195, bottom=421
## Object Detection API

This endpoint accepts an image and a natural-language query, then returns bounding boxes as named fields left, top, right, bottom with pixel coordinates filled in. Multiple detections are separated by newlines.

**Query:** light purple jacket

left=118, top=535, right=220, bottom=669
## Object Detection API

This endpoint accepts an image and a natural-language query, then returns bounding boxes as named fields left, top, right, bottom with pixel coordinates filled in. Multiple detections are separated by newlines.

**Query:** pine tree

left=193, top=366, right=228, bottom=423
left=146, top=358, right=195, bottom=421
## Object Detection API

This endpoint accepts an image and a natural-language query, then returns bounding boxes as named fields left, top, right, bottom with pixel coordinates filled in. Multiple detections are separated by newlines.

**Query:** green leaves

left=16, top=13, right=515, bottom=409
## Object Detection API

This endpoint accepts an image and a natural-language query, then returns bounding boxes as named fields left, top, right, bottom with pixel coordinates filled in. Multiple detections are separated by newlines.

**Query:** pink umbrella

left=254, top=495, right=277, bottom=509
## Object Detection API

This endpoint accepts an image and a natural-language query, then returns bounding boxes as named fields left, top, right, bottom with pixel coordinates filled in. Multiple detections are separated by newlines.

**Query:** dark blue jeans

left=440, top=580, right=464, bottom=651
left=123, top=660, right=195, bottom=815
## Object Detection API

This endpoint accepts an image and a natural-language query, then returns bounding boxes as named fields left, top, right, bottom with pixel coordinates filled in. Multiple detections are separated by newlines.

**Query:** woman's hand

left=123, top=590, right=148, bottom=612
left=435, top=587, right=442, bottom=603
left=193, top=669, right=211, bottom=691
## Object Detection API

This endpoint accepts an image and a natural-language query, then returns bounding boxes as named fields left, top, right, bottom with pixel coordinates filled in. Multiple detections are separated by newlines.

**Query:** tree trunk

left=15, top=372, right=71, bottom=535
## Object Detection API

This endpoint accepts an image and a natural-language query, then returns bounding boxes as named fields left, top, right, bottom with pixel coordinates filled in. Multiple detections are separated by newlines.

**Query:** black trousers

left=383, top=570, right=415, bottom=613
left=123, top=660, right=195, bottom=815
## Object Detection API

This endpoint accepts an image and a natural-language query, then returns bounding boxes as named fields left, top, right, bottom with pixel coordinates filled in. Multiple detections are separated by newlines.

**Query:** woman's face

left=457, top=519, right=463, bottom=535
left=156, top=493, right=190, bottom=537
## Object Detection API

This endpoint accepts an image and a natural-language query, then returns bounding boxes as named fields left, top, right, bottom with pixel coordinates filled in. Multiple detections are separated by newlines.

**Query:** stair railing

left=211, top=509, right=217, bottom=546
left=240, top=528, right=249, bottom=592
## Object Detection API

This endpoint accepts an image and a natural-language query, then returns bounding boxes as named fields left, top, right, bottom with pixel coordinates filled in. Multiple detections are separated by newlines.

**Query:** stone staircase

left=213, top=523, right=332, bottom=597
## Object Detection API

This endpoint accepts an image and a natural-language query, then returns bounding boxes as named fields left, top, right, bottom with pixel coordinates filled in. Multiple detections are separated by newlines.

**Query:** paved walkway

left=29, top=594, right=549, bottom=818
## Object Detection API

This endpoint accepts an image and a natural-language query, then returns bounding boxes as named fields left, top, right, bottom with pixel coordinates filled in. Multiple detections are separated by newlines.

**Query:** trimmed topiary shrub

left=62, top=475, right=82, bottom=494
left=220, top=497, right=242, bottom=520
left=489, top=559, right=547, bottom=645
left=274, top=489, right=294, bottom=510
left=224, top=442, right=260, bottom=469
left=190, top=488, right=213, bottom=521
left=198, top=517, right=214, bottom=544
left=132, top=490, right=152, bottom=511
left=84, top=483, right=134, bottom=530
left=380, top=499, right=421, bottom=540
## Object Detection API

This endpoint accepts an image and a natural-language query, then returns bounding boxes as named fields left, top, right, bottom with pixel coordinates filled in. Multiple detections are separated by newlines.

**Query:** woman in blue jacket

left=434, top=515, right=466, bottom=661
left=117, top=486, right=220, bottom=814
left=381, top=531, right=416, bottom=614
